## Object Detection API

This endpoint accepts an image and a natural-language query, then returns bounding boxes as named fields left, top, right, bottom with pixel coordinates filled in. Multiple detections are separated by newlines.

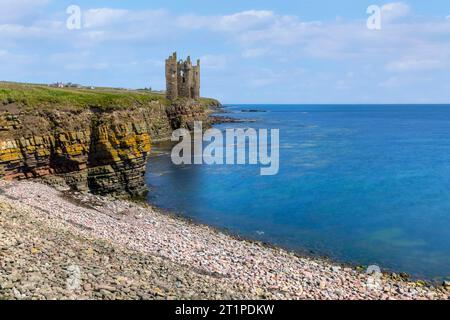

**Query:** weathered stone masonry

left=165, top=52, right=200, bottom=101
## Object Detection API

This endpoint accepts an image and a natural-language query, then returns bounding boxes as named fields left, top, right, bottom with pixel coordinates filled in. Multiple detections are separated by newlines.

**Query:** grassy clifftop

left=0, top=82, right=170, bottom=112
left=0, top=82, right=220, bottom=112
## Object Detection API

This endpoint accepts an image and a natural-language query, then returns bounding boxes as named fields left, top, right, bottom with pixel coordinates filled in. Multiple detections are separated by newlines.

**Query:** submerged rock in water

left=241, top=109, right=267, bottom=113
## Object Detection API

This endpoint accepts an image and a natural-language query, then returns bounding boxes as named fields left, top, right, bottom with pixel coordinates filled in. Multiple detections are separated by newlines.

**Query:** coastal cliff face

left=0, top=87, right=214, bottom=197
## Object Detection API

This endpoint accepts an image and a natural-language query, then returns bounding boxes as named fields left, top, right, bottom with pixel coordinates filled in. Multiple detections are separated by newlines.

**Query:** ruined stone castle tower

left=165, top=52, right=200, bottom=101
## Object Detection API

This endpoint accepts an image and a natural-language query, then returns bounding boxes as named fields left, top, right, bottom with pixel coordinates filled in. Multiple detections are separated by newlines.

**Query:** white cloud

left=386, top=58, right=445, bottom=72
left=83, top=8, right=170, bottom=29
left=381, top=2, right=411, bottom=22
left=84, top=8, right=130, bottom=29
left=242, top=48, right=270, bottom=58
left=0, top=4, right=449, bottom=102
left=0, top=0, right=49, bottom=23
left=249, top=78, right=276, bottom=87
left=1, top=4, right=449, bottom=67
left=216, top=10, right=274, bottom=31
left=142, top=59, right=165, bottom=68
left=0, top=23, right=48, bottom=38
left=49, top=50, right=113, bottom=72
left=0, top=48, right=34, bottom=67
left=243, top=66, right=305, bottom=89
left=178, top=10, right=275, bottom=32
left=77, top=9, right=172, bottom=45
left=65, top=62, right=109, bottom=71
left=378, top=75, right=430, bottom=88
left=200, top=54, right=228, bottom=70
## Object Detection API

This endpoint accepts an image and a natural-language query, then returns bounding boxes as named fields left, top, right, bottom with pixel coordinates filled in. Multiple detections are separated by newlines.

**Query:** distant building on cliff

left=165, top=52, right=200, bottom=101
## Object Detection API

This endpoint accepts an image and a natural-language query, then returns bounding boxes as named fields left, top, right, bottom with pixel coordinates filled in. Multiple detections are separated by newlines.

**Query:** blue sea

left=146, top=105, right=450, bottom=281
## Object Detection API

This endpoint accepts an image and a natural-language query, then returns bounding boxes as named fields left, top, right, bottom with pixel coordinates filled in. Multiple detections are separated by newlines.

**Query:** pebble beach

left=0, top=180, right=448, bottom=300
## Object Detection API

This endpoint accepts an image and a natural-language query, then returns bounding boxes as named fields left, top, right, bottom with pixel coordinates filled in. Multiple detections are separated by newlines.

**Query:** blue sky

left=1, top=0, right=450, bottom=103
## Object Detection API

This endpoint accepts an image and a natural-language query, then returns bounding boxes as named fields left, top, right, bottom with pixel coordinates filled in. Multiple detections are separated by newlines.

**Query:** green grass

left=199, top=97, right=221, bottom=108
left=0, top=81, right=221, bottom=113
left=0, top=82, right=169, bottom=111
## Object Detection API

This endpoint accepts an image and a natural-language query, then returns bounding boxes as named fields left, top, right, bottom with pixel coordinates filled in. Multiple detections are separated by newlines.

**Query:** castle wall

left=193, top=61, right=200, bottom=100
left=165, top=53, right=200, bottom=100
left=165, top=52, right=178, bottom=101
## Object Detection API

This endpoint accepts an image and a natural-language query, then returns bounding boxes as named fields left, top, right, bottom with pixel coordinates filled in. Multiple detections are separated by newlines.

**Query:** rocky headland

left=0, top=83, right=219, bottom=197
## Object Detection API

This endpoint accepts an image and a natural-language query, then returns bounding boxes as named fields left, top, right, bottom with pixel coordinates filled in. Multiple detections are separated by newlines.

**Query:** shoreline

left=160, top=107, right=449, bottom=285
left=146, top=142, right=420, bottom=285
left=147, top=185, right=436, bottom=287
left=1, top=180, right=448, bottom=300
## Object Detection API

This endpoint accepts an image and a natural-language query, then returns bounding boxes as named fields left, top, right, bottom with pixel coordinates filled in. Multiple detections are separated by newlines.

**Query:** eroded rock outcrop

left=0, top=99, right=210, bottom=197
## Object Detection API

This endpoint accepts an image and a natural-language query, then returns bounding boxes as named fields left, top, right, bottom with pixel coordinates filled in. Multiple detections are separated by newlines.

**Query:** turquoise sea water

left=146, top=105, right=450, bottom=281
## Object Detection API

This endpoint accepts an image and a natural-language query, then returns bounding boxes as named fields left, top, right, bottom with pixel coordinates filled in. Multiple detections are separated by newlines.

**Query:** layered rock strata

left=0, top=100, right=209, bottom=197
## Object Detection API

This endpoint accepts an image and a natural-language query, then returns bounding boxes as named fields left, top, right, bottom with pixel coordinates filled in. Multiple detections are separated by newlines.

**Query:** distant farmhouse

left=49, top=82, right=84, bottom=89
left=165, top=52, right=200, bottom=101
left=48, top=82, right=65, bottom=88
